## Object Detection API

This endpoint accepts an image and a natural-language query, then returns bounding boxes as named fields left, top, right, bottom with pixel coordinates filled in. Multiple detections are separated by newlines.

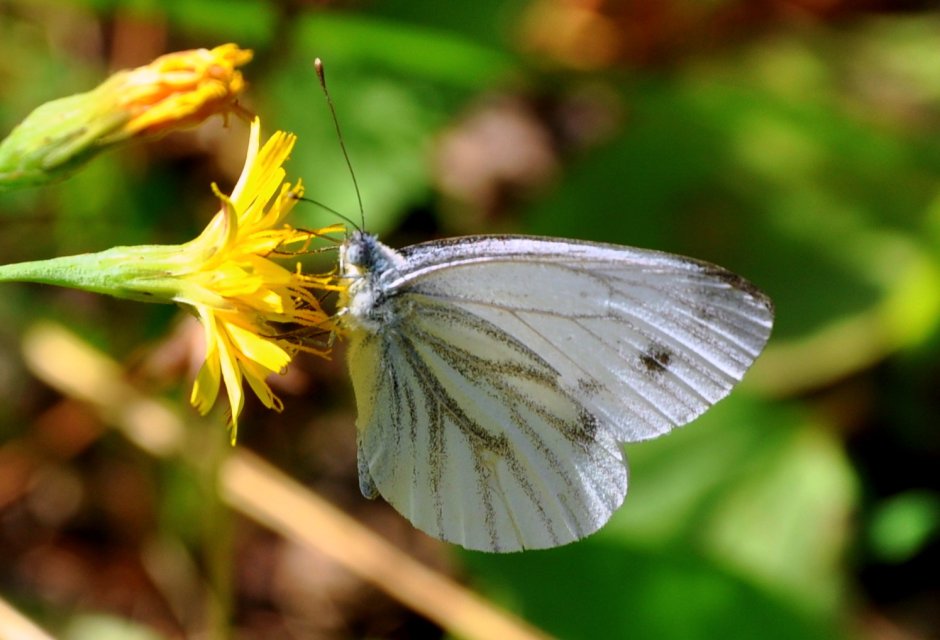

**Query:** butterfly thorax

left=338, top=231, right=408, bottom=334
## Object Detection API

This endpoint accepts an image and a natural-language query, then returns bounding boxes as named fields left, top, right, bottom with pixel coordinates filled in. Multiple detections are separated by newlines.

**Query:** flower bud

left=0, top=44, right=252, bottom=190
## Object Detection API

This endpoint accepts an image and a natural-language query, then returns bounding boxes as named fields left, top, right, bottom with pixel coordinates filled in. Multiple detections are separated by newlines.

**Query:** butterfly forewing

left=341, top=234, right=773, bottom=552
left=394, top=237, right=773, bottom=441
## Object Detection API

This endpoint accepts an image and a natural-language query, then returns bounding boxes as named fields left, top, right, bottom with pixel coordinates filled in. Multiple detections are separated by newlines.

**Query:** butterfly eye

left=343, top=244, right=361, bottom=267
left=343, top=233, right=382, bottom=272
left=343, top=243, right=371, bottom=271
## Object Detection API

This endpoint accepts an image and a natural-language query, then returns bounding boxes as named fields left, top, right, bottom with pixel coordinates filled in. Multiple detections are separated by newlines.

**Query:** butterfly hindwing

left=348, top=293, right=627, bottom=552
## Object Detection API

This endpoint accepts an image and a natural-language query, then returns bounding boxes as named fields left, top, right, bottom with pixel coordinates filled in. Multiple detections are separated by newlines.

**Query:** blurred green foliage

left=1, top=0, right=938, bottom=639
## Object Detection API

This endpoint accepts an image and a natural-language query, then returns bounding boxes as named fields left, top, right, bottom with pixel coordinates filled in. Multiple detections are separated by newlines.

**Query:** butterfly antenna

left=292, top=194, right=362, bottom=232
left=315, top=58, right=365, bottom=232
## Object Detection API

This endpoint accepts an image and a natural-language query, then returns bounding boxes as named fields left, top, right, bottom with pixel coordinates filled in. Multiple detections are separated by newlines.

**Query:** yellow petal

left=217, top=326, right=245, bottom=425
left=225, top=321, right=292, bottom=373
left=241, top=359, right=283, bottom=412
left=229, top=118, right=262, bottom=203
left=190, top=310, right=221, bottom=414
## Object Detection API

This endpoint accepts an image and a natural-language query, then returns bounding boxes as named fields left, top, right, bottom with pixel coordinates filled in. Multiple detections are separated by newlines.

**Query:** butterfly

left=336, top=231, right=773, bottom=552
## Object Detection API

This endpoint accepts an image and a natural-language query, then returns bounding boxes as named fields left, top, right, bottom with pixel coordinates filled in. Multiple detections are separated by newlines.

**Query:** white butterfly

left=336, top=231, right=773, bottom=552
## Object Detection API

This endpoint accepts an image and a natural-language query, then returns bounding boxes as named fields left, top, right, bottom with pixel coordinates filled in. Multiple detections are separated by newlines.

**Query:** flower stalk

left=0, top=245, right=202, bottom=302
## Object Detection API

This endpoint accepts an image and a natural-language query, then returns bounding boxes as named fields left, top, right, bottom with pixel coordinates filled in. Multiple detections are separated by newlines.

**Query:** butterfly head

left=340, top=231, right=406, bottom=279
left=338, top=231, right=407, bottom=333
left=340, top=230, right=380, bottom=276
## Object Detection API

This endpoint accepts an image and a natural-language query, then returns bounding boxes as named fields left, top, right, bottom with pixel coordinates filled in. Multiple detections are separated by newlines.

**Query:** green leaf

left=868, top=490, right=940, bottom=563
left=465, top=539, right=838, bottom=640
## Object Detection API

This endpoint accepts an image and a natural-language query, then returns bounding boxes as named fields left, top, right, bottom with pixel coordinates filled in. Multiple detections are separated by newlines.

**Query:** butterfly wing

left=347, top=293, right=627, bottom=552
left=346, top=235, right=774, bottom=552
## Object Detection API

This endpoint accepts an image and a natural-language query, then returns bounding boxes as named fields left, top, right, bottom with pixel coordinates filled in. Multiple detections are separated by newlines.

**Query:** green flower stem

left=0, top=245, right=189, bottom=303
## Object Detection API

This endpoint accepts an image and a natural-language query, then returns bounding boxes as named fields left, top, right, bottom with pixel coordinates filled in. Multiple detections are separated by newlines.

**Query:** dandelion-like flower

left=0, top=118, right=342, bottom=438
left=181, top=119, right=341, bottom=437
left=0, top=44, right=252, bottom=189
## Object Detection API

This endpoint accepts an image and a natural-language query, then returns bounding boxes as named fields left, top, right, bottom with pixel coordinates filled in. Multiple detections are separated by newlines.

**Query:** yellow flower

left=181, top=118, right=342, bottom=438
left=0, top=44, right=252, bottom=189
left=0, top=118, right=343, bottom=439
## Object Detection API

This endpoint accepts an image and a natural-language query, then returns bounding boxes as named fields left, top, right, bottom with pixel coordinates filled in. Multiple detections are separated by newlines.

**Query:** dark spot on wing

left=694, top=304, right=716, bottom=323
left=575, top=408, right=599, bottom=445
left=577, top=377, right=602, bottom=397
left=700, top=267, right=774, bottom=313
left=639, top=345, right=672, bottom=377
